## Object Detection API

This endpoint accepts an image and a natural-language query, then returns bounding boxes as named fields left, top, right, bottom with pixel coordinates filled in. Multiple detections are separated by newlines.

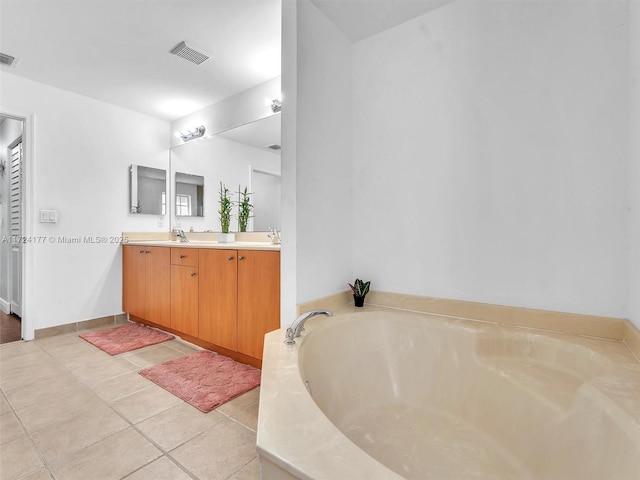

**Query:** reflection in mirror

left=169, top=113, right=280, bottom=232
left=130, top=165, right=166, bottom=215
left=175, top=172, right=204, bottom=217
left=252, top=169, right=281, bottom=231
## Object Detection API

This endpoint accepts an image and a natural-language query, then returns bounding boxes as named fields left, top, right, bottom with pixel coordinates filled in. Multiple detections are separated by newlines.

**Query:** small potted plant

left=349, top=278, right=370, bottom=307
left=218, top=182, right=234, bottom=242
left=237, top=185, right=253, bottom=233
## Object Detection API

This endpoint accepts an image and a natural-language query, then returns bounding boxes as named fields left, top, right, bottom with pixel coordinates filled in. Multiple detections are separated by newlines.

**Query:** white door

left=9, top=140, right=22, bottom=317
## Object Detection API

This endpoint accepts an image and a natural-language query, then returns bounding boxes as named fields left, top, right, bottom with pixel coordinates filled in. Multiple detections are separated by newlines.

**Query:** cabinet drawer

left=171, top=247, right=199, bottom=267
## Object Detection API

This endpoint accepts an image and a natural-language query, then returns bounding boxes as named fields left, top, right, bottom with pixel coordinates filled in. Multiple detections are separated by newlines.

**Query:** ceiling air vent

left=170, top=41, right=210, bottom=66
left=0, top=52, right=17, bottom=67
left=266, top=144, right=281, bottom=151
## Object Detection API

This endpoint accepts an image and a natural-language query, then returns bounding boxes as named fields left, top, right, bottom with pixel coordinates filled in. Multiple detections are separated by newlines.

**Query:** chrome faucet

left=174, top=228, right=189, bottom=242
left=267, top=227, right=281, bottom=244
left=284, top=310, right=332, bottom=345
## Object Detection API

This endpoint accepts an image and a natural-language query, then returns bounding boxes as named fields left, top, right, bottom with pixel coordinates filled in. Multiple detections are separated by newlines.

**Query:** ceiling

left=0, top=0, right=281, bottom=121
left=0, top=0, right=455, bottom=123
left=310, top=0, right=455, bottom=43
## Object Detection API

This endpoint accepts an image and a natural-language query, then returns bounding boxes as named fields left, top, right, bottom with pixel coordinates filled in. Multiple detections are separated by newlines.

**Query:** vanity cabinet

left=171, top=248, right=199, bottom=337
left=237, top=250, right=281, bottom=359
left=123, top=244, right=280, bottom=367
left=198, top=250, right=238, bottom=350
left=122, top=245, right=170, bottom=328
left=199, top=249, right=280, bottom=361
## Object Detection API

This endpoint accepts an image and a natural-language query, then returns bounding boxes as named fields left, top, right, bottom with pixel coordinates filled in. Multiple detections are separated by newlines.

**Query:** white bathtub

left=257, top=310, right=640, bottom=479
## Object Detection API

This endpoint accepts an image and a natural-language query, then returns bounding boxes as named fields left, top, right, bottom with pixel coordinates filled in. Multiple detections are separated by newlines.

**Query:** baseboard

left=34, top=313, right=129, bottom=340
left=0, top=297, right=10, bottom=314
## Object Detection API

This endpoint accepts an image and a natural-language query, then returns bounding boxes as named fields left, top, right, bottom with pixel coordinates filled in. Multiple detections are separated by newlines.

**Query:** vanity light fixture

left=178, top=125, right=206, bottom=142
left=270, top=99, right=282, bottom=113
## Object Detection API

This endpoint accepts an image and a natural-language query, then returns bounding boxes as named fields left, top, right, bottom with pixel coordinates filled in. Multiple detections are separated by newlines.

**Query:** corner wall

left=351, top=0, right=629, bottom=318
left=0, top=72, right=170, bottom=337
left=293, top=0, right=353, bottom=304
left=630, top=0, right=640, bottom=328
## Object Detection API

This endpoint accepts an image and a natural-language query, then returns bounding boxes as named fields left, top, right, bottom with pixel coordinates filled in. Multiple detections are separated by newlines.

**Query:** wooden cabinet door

left=145, top=247, right=171, bottom=328
left=170, top=265, right=199, bottom=337
left=122, top=245, right=147, bottom=318
left=198, top=249, right=238, bottom=350
left=237, top=250, right=280, bottom=359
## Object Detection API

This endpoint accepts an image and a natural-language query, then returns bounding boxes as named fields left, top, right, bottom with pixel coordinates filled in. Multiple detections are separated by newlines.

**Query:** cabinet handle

left=190, top=272, right=196, bottom=277
left=145, top=250, right=151, bottom=254
left=180, top=255, right=186, bottom=259
left=228, top=256, right=234, bottom=260
left=239, top=255, right=245, bottom=260
left=139, top=250, right=146, bottom=254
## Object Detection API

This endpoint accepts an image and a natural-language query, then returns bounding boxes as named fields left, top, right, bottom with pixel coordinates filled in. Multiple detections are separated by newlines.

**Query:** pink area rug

left=139, top=350, right=261, bottom=412
left=80, top=323, right=174, bottom=355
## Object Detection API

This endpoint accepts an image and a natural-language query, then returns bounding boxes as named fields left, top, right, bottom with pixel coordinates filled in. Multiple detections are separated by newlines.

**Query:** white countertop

left=124, top=240, right=280, bottom=251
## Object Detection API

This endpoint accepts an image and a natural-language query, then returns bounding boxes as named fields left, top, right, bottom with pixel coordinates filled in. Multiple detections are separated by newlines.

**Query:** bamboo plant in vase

left=237, top=186, right=253, bottom=233
left=218, top=182, right=234, bottom=243
left=349, top=278, right=371, bottom=307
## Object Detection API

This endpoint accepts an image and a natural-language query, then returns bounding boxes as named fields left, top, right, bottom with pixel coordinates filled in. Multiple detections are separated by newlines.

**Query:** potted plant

left=237, top=185, right=253, bottom=233
left=349, top=278, right=370, bottom=307
left=218, top=182, right=234, bottom=242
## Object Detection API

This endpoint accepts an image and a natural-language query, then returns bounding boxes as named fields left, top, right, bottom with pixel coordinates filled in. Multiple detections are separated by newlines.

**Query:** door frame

left=1, top=106, right=35, bottom=340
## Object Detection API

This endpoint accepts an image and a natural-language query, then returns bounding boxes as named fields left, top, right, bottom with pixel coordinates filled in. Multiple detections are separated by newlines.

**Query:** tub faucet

left=284, top=310, right=333, bottom=345
left=174, top=228, right=189, bottom=242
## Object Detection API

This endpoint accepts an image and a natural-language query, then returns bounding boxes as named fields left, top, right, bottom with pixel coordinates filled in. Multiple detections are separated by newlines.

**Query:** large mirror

left=170, top=113, right=281, bottom=232
left=175, top=172, right=204, bottom=217
left=130, top=165, right=166, bottom=215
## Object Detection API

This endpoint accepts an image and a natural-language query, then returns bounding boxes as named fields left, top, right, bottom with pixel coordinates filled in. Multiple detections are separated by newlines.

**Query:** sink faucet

left=284, top=310, right=332, bottom=345
left=174, top=228, right=189, bottom=242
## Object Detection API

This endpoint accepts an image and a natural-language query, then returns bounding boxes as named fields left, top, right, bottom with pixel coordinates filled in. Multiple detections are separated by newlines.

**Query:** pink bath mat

left=80, top=323, right=174, bottom=355
left=139, top=351, right=261, bottom=412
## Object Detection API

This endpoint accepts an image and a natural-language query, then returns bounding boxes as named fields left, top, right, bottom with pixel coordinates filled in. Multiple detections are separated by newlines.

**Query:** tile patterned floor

left=0, top=325, right=261, bottom=480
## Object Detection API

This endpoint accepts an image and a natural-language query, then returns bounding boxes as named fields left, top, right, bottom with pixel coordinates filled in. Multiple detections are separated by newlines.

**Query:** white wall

left=0, top=72, right=169, bottom=337
left=630, top=0, right=640, bottom=328
left=294, top=0, right=353, bottom=303
left=349, top=0, right=629, bottom=318
left=0, top=117, right=24, bottom=311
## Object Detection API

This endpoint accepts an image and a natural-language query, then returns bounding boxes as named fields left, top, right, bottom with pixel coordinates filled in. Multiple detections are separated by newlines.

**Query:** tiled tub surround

left=258, top=309, right=640, bottom=479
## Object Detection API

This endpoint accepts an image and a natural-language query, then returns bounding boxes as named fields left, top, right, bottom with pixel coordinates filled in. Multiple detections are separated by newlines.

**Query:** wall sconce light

left=271, top=99, right=282, bottom=113
left=178, top=125, right=206, bottom=142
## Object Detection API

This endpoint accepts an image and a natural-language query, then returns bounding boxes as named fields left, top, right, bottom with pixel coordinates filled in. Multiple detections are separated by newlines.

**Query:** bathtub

left=257, top=309, right=640, bottom=479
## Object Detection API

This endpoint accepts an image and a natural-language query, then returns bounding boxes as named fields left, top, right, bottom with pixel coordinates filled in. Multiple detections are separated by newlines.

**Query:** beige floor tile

left=136, top=402, right=227, bottom=451
left=91, top=371, right=151, bottom=402
left=16, top=468, right=53, bottom=480
left=15, top=385, right=102, bottom=433
left=121, top=344, right=189, bottom=369
left=51, top=427, right=161, bottom=480
left=125, top=456, right=193, bottom=480
left=170, top=419, right=257, bottom=480
left=216, top=387, right=260, bottom=417
left=70, top=356, right=139, bottom=385
left=109, top=385, right=183, bottom=424
left=30, top=403, right=129, bottom=468
left=0, top=394, right=12, bottom=415
left=230, top=400, right=259, bottom=432
left=0, top=340, right=43, bottom=360
left=0, top=412, right=25, bottom=445
left=46, top=343, right=112, bottom=371
left=228, top=456, right=260, bottom=480
left=0, top=434, right=45, bottom=480
left=164, top=339, right=201, bottom=355
left=4, top=371, right=84, bottom=410
left=0, top=358, right=70, bottom=391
